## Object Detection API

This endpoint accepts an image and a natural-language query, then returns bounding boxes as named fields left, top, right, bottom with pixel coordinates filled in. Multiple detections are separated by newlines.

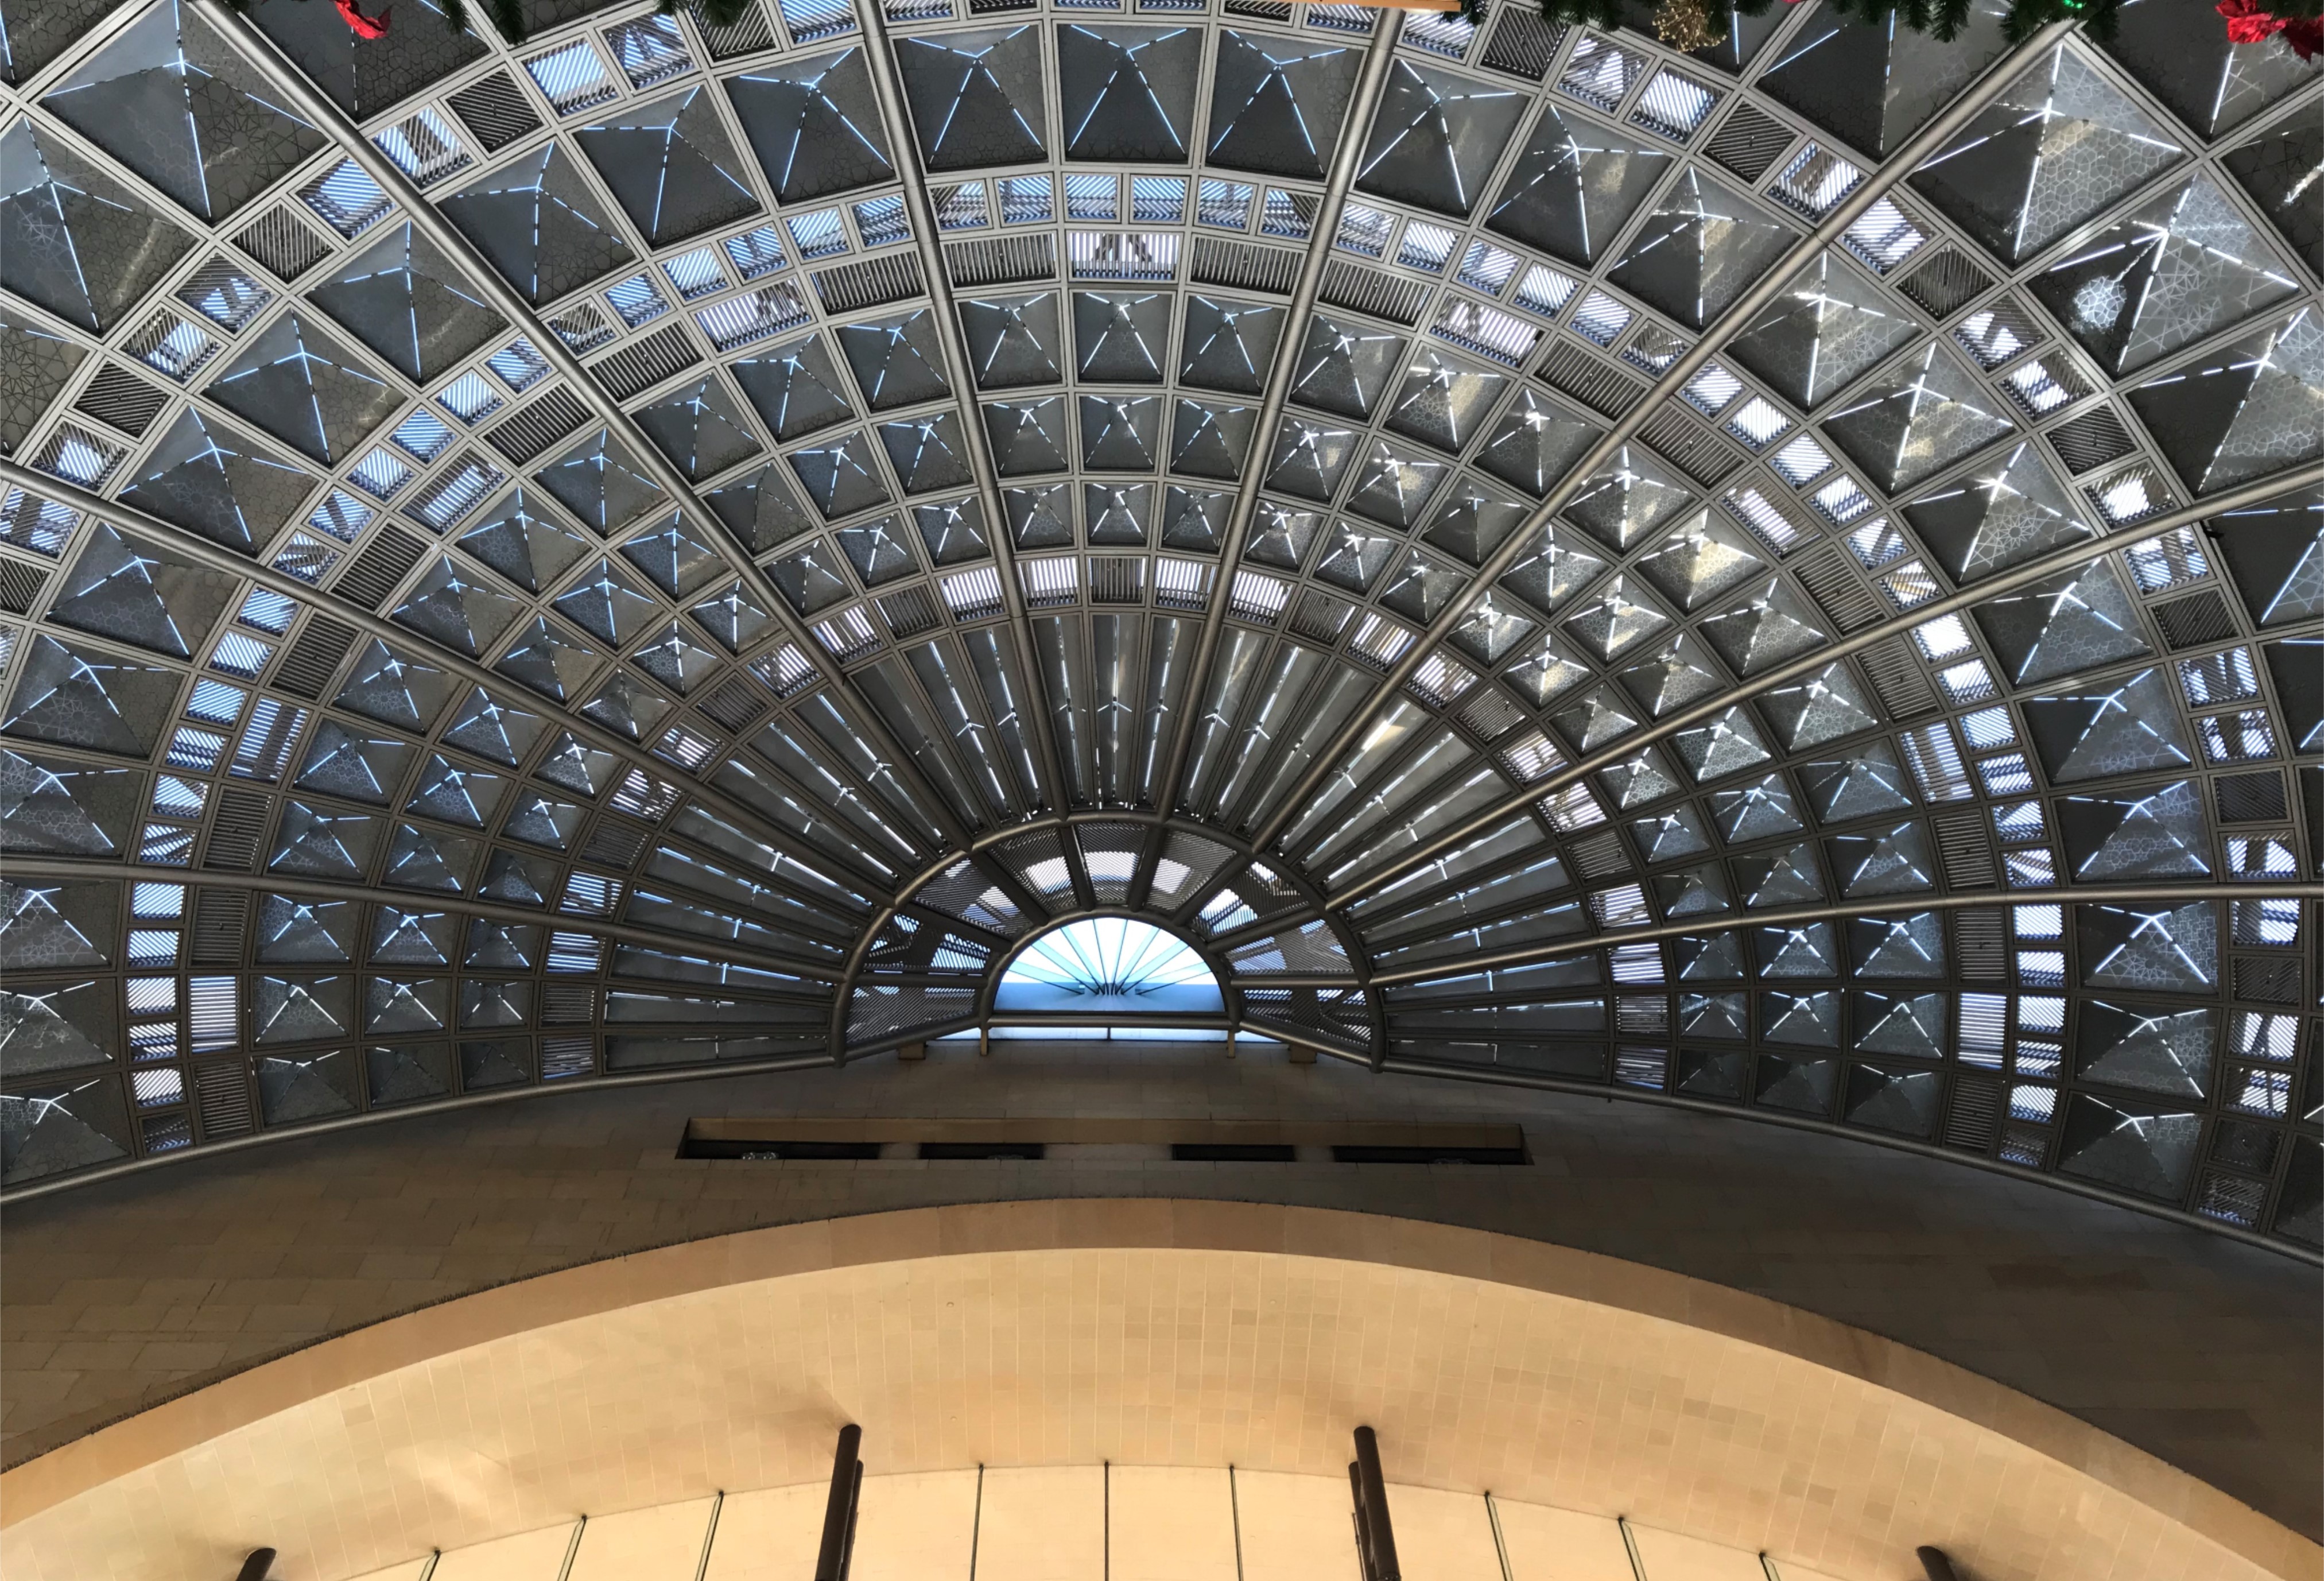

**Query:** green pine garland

left=207, top=0, right=761, bottom=45
left=1471, top=0, right=2136, bottom=44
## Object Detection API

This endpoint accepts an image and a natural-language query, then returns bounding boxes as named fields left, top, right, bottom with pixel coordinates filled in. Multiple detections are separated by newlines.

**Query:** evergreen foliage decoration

left=205, top=0, right=761, bottom=45
left=1471, top=0, right=2324, bottom=48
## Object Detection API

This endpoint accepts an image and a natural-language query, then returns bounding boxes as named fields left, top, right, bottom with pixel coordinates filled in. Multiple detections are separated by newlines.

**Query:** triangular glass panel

left=581, top=668, right=671, bottom=741
left=2057, top=1094, right=2198, bottom=1200
left=383, top=823, right=476, bottom=893
left=1, top=635, right=178, bottom=757
left=960, top=293, right=1064, bottom=390
left=1560, top=448, right=1696, bottom=552
left=2209, top=484, right=2324, bottom=628
left=732, top=334, right=858, bottom=439
left=1346, top=440, right=1448, bottom=531
left=1607, top=169, right=1798, bottom=331
left=296, top=721, right=416, bottom=805
left=1759, top=662, right=1877, bottom=751
left=270, top=804, right=379, bottom=878
left=894, top=27, right=1049, bottom=172
left=1616, top=633, right=1724, bottom=719
left=2078, top=899, right=2216, bottom=991
left=48, top=524, right=234, bottom=659
left=1830, top=821, right=1934, bottom=896
left=631, top=622, right=723, bottom=694
left=0, top=121, right=193, bottom=332
left=2031, top=174, right=2298, bottom=376
left=1850, top=912, right=1945, bottom=978
left=2075, top=999, right=2213, bottom=1097
left=1698, top=577, right=1828, bottom=676
left=311, top=222, right=506, bottom=382
left=1057, top=25, right=1198, bottom=162
left=1289, top=318, right=1405, bottom=421
left=1736, top=843, right=1822, bottom=906
left=2022, top=668, right=2194, bottom=784
left=41, top=0, right=328, bottom=222
left=493, top=614, right=604, bottom=703
left=553, top=558, right=661, bottom=647
left=725, top=47, right=897, bottom=204
left=1206, top=34, right=1360, bottom=181
left=1078, top=398, right=1160, bottom=473
left=1728, top=251, right=1922, bottom=410
left=393, top=557, right=522, bottom=656
left=1263, top=418, right=1355, bottom=502
left=442, top=687, right=544, bottom=766
left=636, top=377, right=765, bottom=483
left=1670, top=706, right=1772, bottom=783
left=838, top=312, right=951, bottom=410
left=1180, top=297, right=1285, bottom=395
left=448, top=492, right=577, bottom=597
left=1167, top=400, right=1252, bottom=481
left=1073, top=290, right=1170, bottom=383
left=691, top=583, right=776, bottom=652
left=2058, top=780, right=2212, bottom=880
left=1632, top=510, right=1764, bottom=612
left=1485, top=103, right=1670, bottom=266
left=1910, top=42, right=2186, bottom=265
left=1799, top=741, right=1915, bottom=823
left=1900, top=444, right=2093, bottom=584
left=575, top=85, right=761, bottom=246
left=1477, top=390, right=1600, bottom=498
left=440, top=142, right=634, bottom=304
left=2101, top=0, right=2311, bottom=137
left=538, top=429, right=665, bottom=535
left=2128, top=308, right=2324, bottom=495
left=1355, top=58, right=1526, bottom=219
left=1970, top=558, right=2150, bottom=685
left=406, top=755, right=502, bottom=828
left=1821, top=344, right=2015, bottom=494
left=1760, top=2, right=2012, bottom=157
left=1, top=1080, right=130, bottom=1182
left=1710, top=774, right=1802, bottom=842
left=1423, top=477, right=1531, bottom=567
left=205, top=313, right=401, bottom=467
left=118, top=410, right=311, bottom=554
left=705, top=462, right=817, bottom=553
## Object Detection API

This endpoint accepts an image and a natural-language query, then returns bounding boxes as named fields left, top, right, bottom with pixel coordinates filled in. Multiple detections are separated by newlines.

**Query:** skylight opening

left=984, top=918, right=1239, bottom=1041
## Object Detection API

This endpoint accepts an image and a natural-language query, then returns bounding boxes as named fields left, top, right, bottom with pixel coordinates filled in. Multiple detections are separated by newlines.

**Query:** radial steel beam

left=0, top=858, right=845, bottom=980
left=1128, top=10, right=1410, bottom=910
left=206, top=10, right=987, bottom=862
left=853, top=1, right=1086, bottom=888
left=1329, top=455, right=2324, bottom=912
left=0, top=459, right=899, bottom=900
left=1207, top=21, right=2078, bottom=886
left=1267, top=882, right=2324, bottom=989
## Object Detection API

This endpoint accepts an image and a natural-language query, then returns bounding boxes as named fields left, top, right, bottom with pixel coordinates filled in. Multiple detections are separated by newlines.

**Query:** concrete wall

left=5, top=1041, right=2317, bottom=1538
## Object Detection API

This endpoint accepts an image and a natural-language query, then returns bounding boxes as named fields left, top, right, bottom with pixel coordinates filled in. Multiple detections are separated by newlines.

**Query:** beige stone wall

left=5, top=1044, right=2317, bottom=1539
left=2, top=1203, right=2313, bottom=1581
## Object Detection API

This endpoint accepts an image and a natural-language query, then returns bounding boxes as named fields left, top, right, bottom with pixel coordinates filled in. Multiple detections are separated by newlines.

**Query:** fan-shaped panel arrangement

left=0, top=0, right=2316, bottom=1251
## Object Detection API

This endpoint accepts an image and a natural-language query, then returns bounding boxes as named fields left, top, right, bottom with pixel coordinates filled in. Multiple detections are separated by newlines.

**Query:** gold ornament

left=1653, top=0, right=1728, bottom=49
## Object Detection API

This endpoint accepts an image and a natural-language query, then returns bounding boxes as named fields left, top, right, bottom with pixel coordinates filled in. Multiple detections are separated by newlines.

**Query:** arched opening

left=980, top=916, right=1236, bottom=1042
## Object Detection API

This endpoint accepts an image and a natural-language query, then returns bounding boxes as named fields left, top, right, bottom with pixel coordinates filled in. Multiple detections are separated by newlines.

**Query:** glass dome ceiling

left=0, top=0, right=2316, bottom=1245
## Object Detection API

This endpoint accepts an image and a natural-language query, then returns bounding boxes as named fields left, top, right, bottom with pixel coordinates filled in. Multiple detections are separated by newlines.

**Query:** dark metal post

left=235, top=1552, right=276, bottom=1581
left=1916, top=1548, right=1960, bottom=1581
left=814, top=1424, right=863, bottom=1581
left=1352, top=1425, right=1400, bottom=1581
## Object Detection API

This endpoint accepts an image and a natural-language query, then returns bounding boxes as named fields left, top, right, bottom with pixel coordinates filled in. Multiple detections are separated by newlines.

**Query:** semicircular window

left=990, top=917, right=1227, bottom=1040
